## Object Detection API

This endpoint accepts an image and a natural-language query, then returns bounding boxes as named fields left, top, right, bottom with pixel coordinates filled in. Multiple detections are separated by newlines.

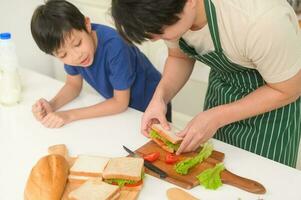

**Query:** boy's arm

left=49, top=74, right=83, bottom=111
left=63, top=89, right=130, bottom=122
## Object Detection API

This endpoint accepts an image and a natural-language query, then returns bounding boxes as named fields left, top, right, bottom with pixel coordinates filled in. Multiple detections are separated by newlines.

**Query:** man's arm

left=141, top=47, right=195, bottom=134
left=176, top=69, right=301, bottom=154
left=153, top=47, right=195, bottom=105
left=217, top=69, right=301, bottom=127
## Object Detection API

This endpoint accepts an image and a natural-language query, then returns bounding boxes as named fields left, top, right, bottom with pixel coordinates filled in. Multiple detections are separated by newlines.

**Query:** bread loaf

left=24, top=154, right=69, bottom=200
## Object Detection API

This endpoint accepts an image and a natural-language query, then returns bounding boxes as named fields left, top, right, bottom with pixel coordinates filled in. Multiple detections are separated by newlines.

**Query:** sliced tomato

left=109, top=180, right=143, bottom=187
left=165, top=153, right=179, bottom=164
left=143, top=152, right=160, bottom=162
left=124, top=180, right=143, bottom=187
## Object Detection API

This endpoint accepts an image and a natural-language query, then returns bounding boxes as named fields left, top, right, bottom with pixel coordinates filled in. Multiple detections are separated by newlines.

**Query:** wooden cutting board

left=135, top=141, right=266, bottom=194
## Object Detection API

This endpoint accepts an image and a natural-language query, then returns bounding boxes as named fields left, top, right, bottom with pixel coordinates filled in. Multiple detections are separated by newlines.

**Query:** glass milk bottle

left=0, top=32, right=22, bottom=106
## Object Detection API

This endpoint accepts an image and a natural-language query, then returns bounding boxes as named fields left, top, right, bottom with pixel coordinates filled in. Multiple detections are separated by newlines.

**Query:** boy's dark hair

left=111, top=0, right=187, bottom=44
left=31, top=0, right=87, bottom=55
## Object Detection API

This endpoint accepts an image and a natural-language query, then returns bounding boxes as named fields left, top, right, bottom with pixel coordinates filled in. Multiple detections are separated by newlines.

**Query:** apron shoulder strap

left=204, top=0, right=223, bottom=52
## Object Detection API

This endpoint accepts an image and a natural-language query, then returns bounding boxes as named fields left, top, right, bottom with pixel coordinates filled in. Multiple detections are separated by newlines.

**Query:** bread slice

left=68, top=174, right=97, bottom=184
left=103, top=157, right=144, bottom=182
left=151, top=124, right=182, bottom=144
left=68, top=178, right=120, bottom=200
left=70, top=155, right=110, bottom=177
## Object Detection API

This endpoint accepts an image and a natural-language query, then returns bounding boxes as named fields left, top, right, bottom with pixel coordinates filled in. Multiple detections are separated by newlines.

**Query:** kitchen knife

left=123, top=145, right=168, bottom=179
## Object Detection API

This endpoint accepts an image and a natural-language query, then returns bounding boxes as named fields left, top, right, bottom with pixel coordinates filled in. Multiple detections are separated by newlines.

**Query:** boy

left=31, top=0, right=171, bottom=128
left=111, top=0, right=301, bottom=167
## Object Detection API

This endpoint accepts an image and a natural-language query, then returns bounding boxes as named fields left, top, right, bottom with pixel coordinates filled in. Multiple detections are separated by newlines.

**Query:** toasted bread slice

left=68, top=178, right=120, bottom=200
left=103, top=157, right=144, bottom=182
left=151, top=124, right=182, bottom=144
left=70, top=155, right=110, bottom=177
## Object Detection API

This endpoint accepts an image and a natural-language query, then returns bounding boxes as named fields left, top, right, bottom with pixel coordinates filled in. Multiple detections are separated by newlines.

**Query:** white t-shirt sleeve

left=246, top=5, right=301, bottom=83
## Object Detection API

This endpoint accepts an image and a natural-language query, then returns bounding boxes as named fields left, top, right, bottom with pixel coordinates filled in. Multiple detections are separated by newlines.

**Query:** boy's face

left=54, top=27, right=96, bottom=67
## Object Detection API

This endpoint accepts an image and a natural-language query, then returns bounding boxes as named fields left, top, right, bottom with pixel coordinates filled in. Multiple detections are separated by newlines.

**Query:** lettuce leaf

left=175, top=142, right=213, bottom=175
left=196, top=163, right=225, bottom=190
left=149, top=130, right=180, bottom=151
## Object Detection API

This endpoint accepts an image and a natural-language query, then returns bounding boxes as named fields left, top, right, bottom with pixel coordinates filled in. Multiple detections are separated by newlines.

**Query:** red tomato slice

left=143, top=152, right=160, bottom=162
left=124, top=180, right=143, bottom=187
left=165, top=153, right=179, bottom=164
left=109, top=180, right=143, bottom=187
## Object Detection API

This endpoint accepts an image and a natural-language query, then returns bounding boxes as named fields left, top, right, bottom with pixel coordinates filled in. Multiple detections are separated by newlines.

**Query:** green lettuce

left=175, top=142, right=213, bottom=175
left=196, top=163, right=225, bottom=190
left=149, top=130, right=180, bottom=151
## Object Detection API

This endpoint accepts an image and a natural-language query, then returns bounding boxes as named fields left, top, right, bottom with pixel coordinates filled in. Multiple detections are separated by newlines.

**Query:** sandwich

left=149, top=123, right=183, bottom=153
left=68, top=178, right=120, bottom=200
left=24, top=154, right=69, bottom=200
left=103, top=157, right=144, bottom=190
left=69, top=155, right=110, bottom=183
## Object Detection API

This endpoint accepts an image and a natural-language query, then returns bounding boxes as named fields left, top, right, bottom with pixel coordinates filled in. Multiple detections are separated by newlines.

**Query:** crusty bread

left=103, top=157, right=144, bottom=182
left=24, top=154, right=69, bottom=200
left=68, top=178, right=120, bottom=200
left=70, top=155, right=110, bottom=177
left=151, top=124, right=182, bottom=144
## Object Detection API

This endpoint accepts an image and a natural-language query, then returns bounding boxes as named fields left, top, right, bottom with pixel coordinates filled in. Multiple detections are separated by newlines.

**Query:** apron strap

left=204, top=0, right=223, bottom=53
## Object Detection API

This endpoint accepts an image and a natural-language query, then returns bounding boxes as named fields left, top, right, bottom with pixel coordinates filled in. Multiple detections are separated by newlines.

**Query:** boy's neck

left=91, top=30, right=98, bottom=51
left=190, top=0, right=207, bottom=31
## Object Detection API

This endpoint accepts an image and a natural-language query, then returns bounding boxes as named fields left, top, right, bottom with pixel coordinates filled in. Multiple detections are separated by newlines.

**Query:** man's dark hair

left=111, top=0, right=187, bottom=44
left=31, top=0, right=87, bottom=55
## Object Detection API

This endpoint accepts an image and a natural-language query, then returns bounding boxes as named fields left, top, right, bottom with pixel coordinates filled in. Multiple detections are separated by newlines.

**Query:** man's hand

left=32, top=98, right=53, bottom=121
left=141, top=97, right=170, bottom=137
left=41, top=111, right=72, bottom=128
left=176, top=108, right=222, bottom=155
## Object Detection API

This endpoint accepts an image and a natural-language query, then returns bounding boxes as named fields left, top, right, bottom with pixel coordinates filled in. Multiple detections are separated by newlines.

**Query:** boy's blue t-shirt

left=64, top=24, right=161, bottom=112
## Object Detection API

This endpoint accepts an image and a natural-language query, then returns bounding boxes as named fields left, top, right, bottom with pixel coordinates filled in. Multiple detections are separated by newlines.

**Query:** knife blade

left=123, top=145, right=168, bottom=179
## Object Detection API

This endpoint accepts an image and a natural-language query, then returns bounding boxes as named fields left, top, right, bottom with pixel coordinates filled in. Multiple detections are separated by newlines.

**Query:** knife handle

left=144, top=160, right=167, bottom=179
left=221, top=169, right=266, bottom=194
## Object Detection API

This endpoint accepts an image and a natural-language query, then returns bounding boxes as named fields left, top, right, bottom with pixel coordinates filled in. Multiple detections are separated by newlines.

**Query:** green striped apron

left=179, top=0, right=301, bottom=167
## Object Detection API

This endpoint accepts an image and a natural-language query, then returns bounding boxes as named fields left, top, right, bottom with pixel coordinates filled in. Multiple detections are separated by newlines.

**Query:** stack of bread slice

left=69, top=155, right=110, bottom=184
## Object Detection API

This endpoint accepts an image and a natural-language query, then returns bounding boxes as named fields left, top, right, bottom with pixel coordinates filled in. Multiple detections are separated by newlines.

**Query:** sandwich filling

left=149, top=130, right=180, bottom=151
left=105, top=172, right=145, bottom=187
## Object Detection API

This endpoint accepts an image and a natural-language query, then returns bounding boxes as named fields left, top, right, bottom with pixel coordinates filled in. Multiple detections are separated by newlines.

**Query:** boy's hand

left=141, top=97, right=170, bottom=137
left=32, top=98, right=53, bottom=121
left=41, top=111, right=72, bottom=128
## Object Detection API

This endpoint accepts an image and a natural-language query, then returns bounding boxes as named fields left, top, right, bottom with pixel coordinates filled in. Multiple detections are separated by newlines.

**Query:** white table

left=1, top=69, right=301, bottom=200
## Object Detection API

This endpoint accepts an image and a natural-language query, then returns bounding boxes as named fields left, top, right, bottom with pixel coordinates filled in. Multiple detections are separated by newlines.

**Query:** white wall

left=0, top=0, right=55, bottom=76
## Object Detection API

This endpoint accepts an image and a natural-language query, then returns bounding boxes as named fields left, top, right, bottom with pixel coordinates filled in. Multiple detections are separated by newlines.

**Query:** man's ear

left=85, top=17, right=92, bottom=33
left=186, top=0, right=197, bottom=8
